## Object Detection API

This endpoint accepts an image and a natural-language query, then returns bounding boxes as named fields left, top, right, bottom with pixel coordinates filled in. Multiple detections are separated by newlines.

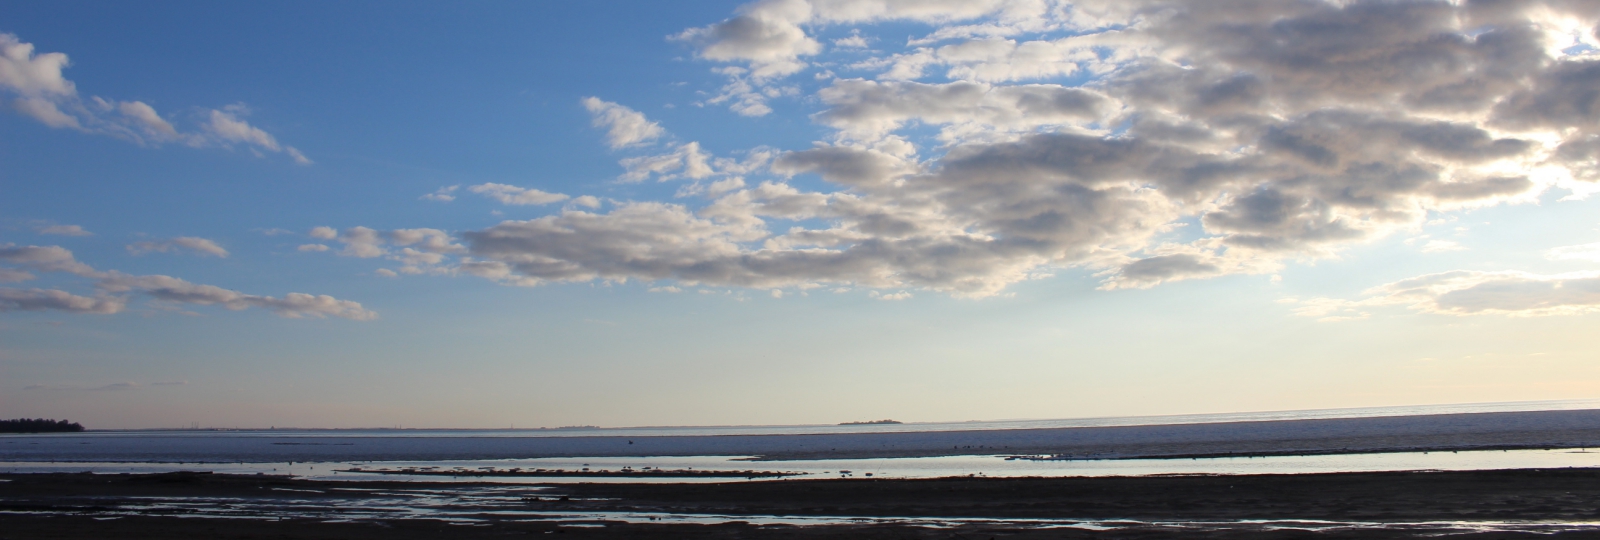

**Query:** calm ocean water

left=35, top=398, right=1600, bottom=438
left=6, top=399, right=1600, bottom=481
left=5, top=448, right=1599, bottom=484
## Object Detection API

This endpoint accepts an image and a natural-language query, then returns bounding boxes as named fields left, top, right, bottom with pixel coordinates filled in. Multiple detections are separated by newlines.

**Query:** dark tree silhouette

left=0, top=418, right=85, bottom=433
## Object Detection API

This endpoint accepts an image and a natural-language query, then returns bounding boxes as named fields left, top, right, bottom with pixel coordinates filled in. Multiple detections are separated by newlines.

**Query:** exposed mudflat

left=5, top=469, right=1600, bottom=538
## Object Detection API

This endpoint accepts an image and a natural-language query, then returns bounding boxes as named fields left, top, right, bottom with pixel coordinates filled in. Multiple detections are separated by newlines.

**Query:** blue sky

left=4, top=0, right=1600, bottom=429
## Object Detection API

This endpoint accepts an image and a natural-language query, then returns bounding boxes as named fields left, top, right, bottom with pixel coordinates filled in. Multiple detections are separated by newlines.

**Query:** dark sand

left=5, top=469, right=1600, bottom=538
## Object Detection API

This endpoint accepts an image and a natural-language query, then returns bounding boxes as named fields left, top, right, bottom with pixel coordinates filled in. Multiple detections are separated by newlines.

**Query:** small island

left=839, top=419, right=902, bottom=425
left=0, top=418, right=85, bottom=433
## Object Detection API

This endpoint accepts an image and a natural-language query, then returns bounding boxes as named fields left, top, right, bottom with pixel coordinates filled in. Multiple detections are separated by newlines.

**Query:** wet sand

left=4, top=469, right=1600, bottom=538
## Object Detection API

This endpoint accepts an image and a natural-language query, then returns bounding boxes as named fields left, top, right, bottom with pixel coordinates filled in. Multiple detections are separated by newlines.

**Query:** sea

left=5, top=398, right=1600, bottom=482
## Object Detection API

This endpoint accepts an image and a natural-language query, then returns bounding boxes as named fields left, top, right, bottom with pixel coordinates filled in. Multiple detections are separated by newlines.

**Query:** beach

left=7, top=407, right=1600, bottom=537
left=5, top=469, right=1600, bottom=538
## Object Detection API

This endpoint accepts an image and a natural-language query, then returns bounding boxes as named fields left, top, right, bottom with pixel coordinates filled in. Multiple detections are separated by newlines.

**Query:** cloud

left=834, top=33, right=870, bottom=49
left=1549, top=241, right=1600, bottom=262
left=324, top=2, right=1600, bottom=301
left=116, top=100, right=177, bottom=138
left=582, top=97, right=663, bottom=148
left=0, top=244, right=373, bottom=320
left=97, top=272, right=376, bottom=320
left=421, top=185, right=460, bottom=202
left=0, top=288, right=124, bottom=314
left=127, top=237, right=230, bottom=258
left=0, top=33, right=74, bottom=96
left=1296, top=270, right=1600, bottom=319
left=0, top=244, right=98, bottom=276
left=1420, top=239, right=1466, bottom=253
left=0, top=268, right=34, bottom=282
left=0, top=33, right=309, bottom=163
left=619, top=142, right=714, bottom=182
left=674, top=1, right=1024, bottom=115
left=205, top=106, right=278, bottom=149
left=815, top=79, right=1114, bottom=140
left=37, top=224, right=92, bottom=236
left=302, top=227, right=465, bottom=274
left=35, top=223, right=91, bottom=236
left=467, top=183, right=569, bottom=205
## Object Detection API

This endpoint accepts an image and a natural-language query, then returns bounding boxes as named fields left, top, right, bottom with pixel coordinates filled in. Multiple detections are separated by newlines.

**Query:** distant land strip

left=4, top=409, right=1599, bottom=463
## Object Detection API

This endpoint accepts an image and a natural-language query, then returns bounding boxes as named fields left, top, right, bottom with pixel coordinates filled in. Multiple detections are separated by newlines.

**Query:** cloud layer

left=304, top=1, right=1600, bottom=308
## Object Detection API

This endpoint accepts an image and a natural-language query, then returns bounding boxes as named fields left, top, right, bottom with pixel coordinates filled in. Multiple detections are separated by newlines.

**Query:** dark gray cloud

left=1493, top=59, right=1600, bottom=131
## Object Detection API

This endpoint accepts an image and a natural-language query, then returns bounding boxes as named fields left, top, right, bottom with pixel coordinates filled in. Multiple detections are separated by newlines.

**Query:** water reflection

left=4, top=448, right=1598, bottom=484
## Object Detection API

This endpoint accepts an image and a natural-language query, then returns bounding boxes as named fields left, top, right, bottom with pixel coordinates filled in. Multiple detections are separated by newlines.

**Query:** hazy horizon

left=4, top=1, right=1600, bottom=430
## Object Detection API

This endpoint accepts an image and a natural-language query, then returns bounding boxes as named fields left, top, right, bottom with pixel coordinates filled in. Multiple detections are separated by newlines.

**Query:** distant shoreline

left=6, top=408, right=1599, bottom=463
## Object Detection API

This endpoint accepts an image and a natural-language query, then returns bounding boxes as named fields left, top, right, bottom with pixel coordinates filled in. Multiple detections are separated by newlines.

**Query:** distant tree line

left=0, top=418, right=85, bottom=433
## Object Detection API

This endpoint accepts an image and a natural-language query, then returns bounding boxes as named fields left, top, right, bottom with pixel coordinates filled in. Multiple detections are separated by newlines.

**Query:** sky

left=3, top=0, right=1600, bottom=429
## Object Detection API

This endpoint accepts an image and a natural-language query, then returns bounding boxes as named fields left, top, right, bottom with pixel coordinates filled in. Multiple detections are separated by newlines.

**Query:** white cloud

left=0, top=34, right=75, bottom=97
left=582, top=97, right=664, bottom=148
left=1420, top=240, right=1466, bottom=254
left=673, top=0, right=1053, bottom=115
left=0, top=33, right=309, bottom=163
left=1296, top=270, right=1600, bottom=319
left=467, top=183, right=570, bottom=205
left=205, top=106, right=277, bottom=150
left=1549, top=241, right=1600, bottom=262
left=116, top=100, right=177, bottom=138
left=36, top=224, right=91, bottom=236
left=286, top=146, right=312, bottom=165
left=421, top=185, right=460, bottom=202
left=302, top=227, right=465, bottom=275
left=833, top=33, right=869, bottom=49
left=619, top=142, right=714, bottom=182
left=14, top=96, right=79, bottom=128
left=127, top=237, right=230, bottom=258
left=0, top=244, right=373, bottom=320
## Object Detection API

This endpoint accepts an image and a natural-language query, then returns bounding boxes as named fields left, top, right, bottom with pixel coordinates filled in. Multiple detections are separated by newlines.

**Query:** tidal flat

left=4, top=469, right=1600, bottom=538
